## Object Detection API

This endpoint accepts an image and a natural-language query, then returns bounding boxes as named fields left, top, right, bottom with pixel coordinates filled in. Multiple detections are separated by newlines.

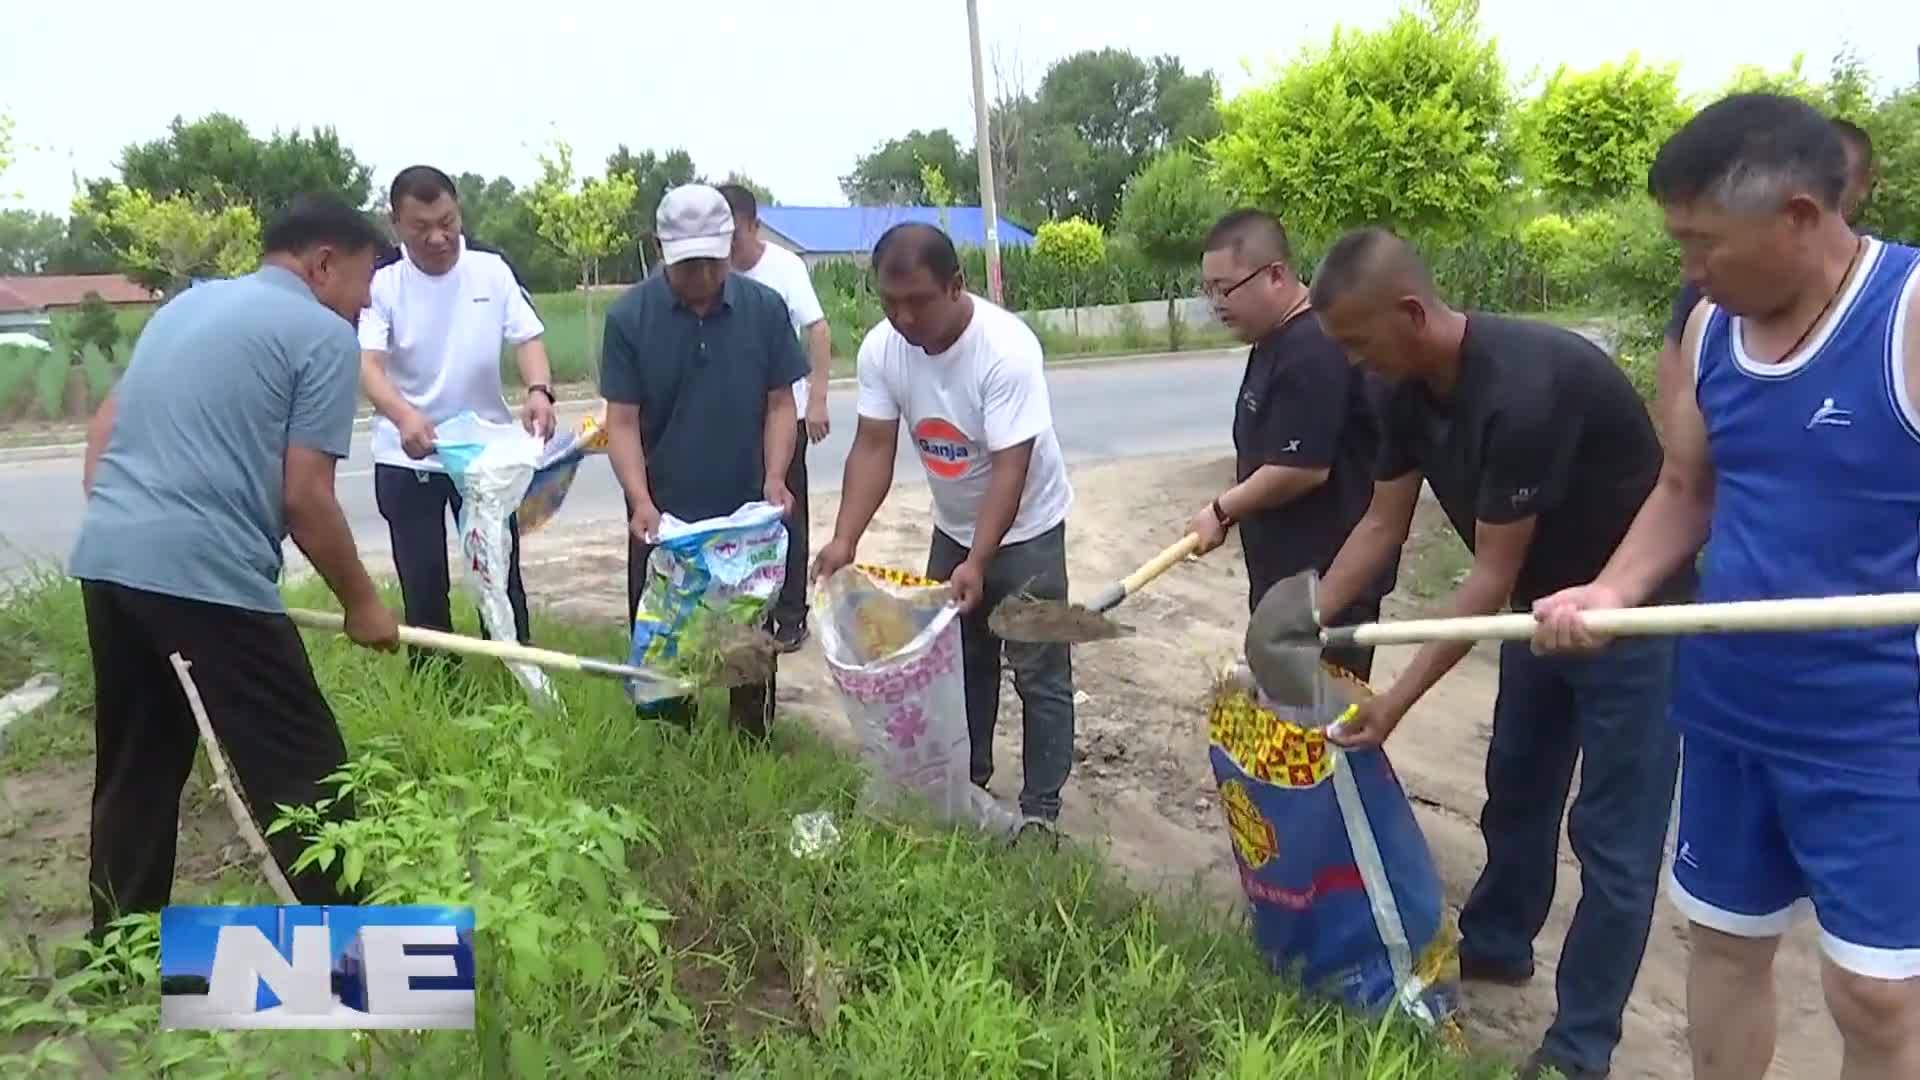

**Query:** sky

left=3, top=0, right=1916, bottom=216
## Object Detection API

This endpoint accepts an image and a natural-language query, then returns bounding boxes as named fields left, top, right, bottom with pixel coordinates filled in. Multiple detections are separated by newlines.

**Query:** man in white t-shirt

left=720, top=184, right=832, bottom=653
left=813, top=222, right=1076, bottom=839
left=357, top=165, right=555, bottom=666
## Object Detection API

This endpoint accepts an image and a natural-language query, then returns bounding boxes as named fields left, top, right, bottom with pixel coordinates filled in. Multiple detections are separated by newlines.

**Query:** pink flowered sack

left=816, top=565, right=1022, bottom=837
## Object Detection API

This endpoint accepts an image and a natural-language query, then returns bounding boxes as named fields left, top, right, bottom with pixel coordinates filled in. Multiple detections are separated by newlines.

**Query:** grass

left=1395, top=502, right=1475, bottom=603
left=0, top=567, right=1511, bottom=1079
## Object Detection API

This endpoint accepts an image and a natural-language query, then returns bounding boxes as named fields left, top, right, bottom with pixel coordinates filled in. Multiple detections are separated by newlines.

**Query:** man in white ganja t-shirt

left=720, top=183, right=832, bottom=653
left=358, top=165, right=554, bottom=669
left=813, top=222, right=1076, bottom=840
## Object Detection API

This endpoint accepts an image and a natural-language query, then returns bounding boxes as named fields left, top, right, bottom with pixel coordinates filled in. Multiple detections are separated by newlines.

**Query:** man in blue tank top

left=1535, top=93, right=1920, bottom=1080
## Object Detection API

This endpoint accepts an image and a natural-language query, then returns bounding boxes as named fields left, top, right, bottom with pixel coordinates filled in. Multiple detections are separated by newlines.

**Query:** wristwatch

left=527, top=384, right=555, bottom=405
left=1211, top=497, right=1235, bottom=528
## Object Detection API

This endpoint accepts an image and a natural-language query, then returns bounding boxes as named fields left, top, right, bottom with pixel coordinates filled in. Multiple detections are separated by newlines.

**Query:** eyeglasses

left=1202, top=263, right=1277, bottom=301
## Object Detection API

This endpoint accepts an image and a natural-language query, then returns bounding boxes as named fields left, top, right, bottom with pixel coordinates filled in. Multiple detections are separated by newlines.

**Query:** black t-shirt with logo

left=1375, top=312, right=1689, bottom=609
left=1233, top=311, right=1397, bottom=609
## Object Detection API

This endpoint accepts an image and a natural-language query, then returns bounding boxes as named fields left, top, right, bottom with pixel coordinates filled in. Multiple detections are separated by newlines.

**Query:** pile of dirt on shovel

left=987, top=594, right=1132, bottom=644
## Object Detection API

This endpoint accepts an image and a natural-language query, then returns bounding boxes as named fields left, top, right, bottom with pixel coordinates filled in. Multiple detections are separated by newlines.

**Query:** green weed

left=0, top=572, right=1503, bottom=1078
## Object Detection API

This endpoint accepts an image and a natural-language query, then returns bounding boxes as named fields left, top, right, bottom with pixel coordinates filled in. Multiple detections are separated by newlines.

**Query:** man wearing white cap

left=600, top=183, right=808, bottom=735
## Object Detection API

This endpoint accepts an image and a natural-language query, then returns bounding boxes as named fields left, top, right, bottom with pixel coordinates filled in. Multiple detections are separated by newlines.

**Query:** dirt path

left=514, top=450, right=1840, bottom=1079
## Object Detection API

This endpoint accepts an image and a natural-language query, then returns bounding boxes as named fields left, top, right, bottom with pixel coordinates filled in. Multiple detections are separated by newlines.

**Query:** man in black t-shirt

left=1189, top=210, right=1397, bottom=679
left=1302, top=227, right=1686, bottom=1080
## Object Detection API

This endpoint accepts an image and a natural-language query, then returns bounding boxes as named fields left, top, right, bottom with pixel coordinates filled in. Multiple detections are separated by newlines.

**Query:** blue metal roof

left=755, top=206, right=1036, bottom=255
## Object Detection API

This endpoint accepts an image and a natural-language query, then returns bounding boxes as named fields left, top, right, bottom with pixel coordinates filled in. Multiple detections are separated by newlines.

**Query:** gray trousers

left=927, top=522, right=1076, bottom=821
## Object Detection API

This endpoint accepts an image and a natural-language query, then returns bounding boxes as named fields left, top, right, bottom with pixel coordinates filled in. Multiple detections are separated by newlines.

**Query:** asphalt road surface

left=0, top=350, right=1245, bottom=580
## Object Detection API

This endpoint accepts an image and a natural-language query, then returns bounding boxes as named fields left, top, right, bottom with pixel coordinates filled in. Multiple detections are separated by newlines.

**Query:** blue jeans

left=1458, top=638, right=1678, bottom=1074
left=928, top=523, right=1076, bottom=821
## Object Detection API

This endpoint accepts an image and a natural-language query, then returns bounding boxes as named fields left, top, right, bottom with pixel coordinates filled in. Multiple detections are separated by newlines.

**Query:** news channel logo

left=159, top=904, right=475, bottom=1030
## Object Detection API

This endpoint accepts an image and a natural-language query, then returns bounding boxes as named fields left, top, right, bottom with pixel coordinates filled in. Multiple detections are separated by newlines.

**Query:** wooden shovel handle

left=286, top=607, right=671, bottom=684
left=1087, top=533, right=1205, bottom=613
left=1325, top=593, right=1920, bottom=648
left=1120, top=533, right=1204, bottom=594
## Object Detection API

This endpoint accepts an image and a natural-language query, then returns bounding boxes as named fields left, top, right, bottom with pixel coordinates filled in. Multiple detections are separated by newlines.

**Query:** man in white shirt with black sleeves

left=358, top=165, right=556, bottom=669
left=812, top=222, right=1076, bottom=843
left=721, top=183, right=832, bottom=652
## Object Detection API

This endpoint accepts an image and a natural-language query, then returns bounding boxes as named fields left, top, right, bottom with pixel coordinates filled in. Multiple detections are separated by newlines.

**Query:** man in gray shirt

left=69, top=194, right=400, bottom=937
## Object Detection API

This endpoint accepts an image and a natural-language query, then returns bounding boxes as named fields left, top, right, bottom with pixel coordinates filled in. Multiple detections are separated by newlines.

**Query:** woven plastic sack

left=815, top=564, right=1022, bottom=837
left=433, top=411, right=554, bottom=707
left=627, top=501, right=787, bottom=699
left=1209, top=662, right=1462, bottom=1035
left=517, top=408, right=610, bottom=535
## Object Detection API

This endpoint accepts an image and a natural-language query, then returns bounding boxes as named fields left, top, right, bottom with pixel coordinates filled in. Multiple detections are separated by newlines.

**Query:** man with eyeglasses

left=1189, top=209, right=1396, bottom=679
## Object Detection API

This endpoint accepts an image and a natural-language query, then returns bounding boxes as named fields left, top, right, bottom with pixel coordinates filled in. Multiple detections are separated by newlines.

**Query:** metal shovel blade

left=1244, top=571, right=1327, bottom=707
left=988, top=594, right=1134, bottom=644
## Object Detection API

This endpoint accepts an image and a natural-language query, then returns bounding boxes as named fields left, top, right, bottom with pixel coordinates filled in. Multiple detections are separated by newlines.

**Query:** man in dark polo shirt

left=1187, top=208, right=1396, bottom=679
left=1662, top=116, right=1875, bottom=353
left=600, top=183, right=808, bottom=736
left=1301, top=227, right=1688, bottom=1080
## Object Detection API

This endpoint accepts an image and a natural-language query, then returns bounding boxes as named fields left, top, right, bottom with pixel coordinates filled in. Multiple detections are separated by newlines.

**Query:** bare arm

left=1315, top=473, right=1422, bottom=619
left=82, top=391, right=117, bottom=495
left=1379, top=516, right=1534, bottom=712
left=763, top=386, right=798, bottom=487
left=967, top=439, right=1036, bottom=565
left=1593, top=309, right=1715, bottom=606
left=804, top=319, right=831, bottom=405
left=828, top=417, right=899, bottom=548
left=1218, top=464, right=1329, bottom=520
left=513, top=337, right=553, bottom=390
left=285, top=446, right=383, bottom=614
left=605, top=402, right=653, bottom=510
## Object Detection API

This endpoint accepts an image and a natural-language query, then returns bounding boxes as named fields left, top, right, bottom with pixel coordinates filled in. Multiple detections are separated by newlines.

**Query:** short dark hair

left=872, top=222, right=961, bottom=282
left=263, top=194, right=385, bottom=256
left=390, top=165, right=459, bottom=210
left=1204, top=208, right=1293, bottom=267
left=1647, top=93, right=1849, bottom=212
left=1833, top=116, right=1874, bottom=171
left=717, top=183, right=757, bottom=225
left=1307, top=226, right=1432, bottom=311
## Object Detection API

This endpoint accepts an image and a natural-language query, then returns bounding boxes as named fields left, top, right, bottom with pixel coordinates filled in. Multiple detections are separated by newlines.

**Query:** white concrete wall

left=1022, top=297, right=1220, bottom=337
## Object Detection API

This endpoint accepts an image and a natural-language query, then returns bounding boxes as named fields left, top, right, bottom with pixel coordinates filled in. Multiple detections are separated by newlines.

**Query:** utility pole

left=966, top=0, right=1005, bottom=304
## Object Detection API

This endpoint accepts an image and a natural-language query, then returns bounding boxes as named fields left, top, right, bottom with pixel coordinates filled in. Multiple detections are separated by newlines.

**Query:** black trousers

left=626, top=517, right=776, bottom=737
left=374, top=464, right=531, bottom=671
left=80, top=581, right=361, bottom=934
left=771, top=419, right=809, bottom=629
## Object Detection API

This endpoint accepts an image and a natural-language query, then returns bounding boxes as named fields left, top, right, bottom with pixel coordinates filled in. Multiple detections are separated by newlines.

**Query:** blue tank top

left=1672, top=237, right=1920, bottom=771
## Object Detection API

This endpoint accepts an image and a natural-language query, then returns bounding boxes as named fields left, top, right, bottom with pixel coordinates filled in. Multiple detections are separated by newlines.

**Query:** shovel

left=286, top=607, right=711, bottom=703
left=989, top=533, right=1204, bottom=644
left=1245, top=570, right=1920, bottom=707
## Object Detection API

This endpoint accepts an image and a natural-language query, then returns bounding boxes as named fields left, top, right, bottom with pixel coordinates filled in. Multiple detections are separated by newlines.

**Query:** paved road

left=0, top=350, right=1246, bottom=578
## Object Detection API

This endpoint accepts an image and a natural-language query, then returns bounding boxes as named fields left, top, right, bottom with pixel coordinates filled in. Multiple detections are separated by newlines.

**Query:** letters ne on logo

left=159, top=905, right=476, bottom=1031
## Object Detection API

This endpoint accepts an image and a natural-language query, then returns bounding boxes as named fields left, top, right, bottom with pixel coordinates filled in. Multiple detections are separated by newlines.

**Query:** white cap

left=656, top=184, right=734, bottom=265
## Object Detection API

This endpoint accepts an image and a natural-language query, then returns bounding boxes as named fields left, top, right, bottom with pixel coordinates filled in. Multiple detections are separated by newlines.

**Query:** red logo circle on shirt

left=912, top=418, right=974, bottom=480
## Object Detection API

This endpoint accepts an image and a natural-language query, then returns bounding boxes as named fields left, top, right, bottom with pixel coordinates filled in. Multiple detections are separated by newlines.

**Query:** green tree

left=69, top=292, right=123, bottom=362
left=451, top=172, right=574, bottom=292
left=604, top=145, right=697, bottom=280
left=77, top=184, right=261, bottom=292
left=1032, top=217, right=1107, bottom=328
left=1021, top=49, right=1220, bottom=225
left=0, top=108, right=15, bottom=201
left=1209, top=0, right=1512, bottom=245
left=527, top=142, right=638, bottom=373
left=1115, top=150, right=1229, bottom=270
left=1520, top=54, right=1688, bottom=209
left=1859, top=88, right=1920, bottom=242
left=102, top=113, right=372, bottom=216
left=0, top=209, right=67, bottom=274
left=840, top=129, right=978, bottom=206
